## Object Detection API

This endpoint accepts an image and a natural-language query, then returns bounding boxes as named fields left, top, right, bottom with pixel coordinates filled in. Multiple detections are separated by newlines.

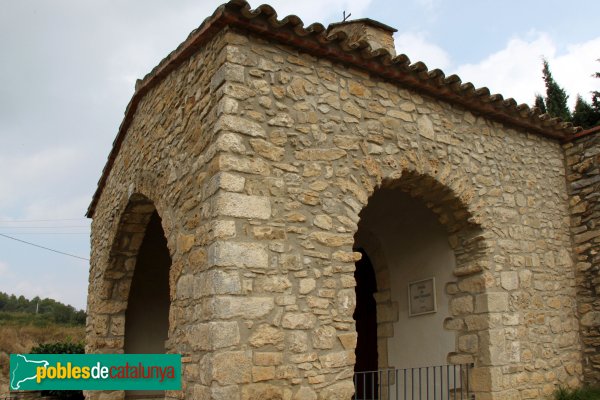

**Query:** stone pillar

left=564, top=129, right=600, bottom=383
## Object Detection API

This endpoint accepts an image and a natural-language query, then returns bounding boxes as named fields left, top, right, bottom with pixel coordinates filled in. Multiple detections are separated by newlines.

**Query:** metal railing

left=353, top=364, right=474, bottom=400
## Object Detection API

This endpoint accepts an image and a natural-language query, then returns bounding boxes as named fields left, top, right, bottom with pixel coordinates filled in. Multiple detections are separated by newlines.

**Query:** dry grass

left=0, top=322, right=85, bottom=396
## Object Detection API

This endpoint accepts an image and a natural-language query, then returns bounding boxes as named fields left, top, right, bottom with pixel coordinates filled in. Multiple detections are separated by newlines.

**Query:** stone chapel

left=85, top=1, right=600, bottom=399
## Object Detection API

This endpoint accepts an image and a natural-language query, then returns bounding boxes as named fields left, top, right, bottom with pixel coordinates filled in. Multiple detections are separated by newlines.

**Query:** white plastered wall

left=356, top=188, right=455, bottom=370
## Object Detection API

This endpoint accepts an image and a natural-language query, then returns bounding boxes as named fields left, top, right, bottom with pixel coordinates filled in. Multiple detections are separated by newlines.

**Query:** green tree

left=572, top=95, right=600, bottom=129
left=0, top=291, right=86, bottom=325
left=541, top=59, right=571, bottom=121
left=534, top=94, right=547, bottom=114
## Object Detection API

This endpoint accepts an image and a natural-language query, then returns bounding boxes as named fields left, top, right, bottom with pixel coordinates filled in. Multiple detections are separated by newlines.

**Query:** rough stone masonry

left=84, top=1, right=599, bottom=399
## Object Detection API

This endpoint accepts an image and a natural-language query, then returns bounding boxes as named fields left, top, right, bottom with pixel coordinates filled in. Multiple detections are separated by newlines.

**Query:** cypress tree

left=541, top=59, right=571, bottom=121
left=534, top=94, right=546, bottom=114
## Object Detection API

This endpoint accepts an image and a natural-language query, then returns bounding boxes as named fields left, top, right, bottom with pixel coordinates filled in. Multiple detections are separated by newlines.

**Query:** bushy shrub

left=30, top=339, right=85, bottom=399
left=554, top=386, right=600, bottom=400
left=31, top=340, right=84, bottom=355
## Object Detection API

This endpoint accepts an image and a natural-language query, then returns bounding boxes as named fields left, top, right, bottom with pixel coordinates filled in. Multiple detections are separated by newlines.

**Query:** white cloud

left=394, top=32, right=451, bottom=70
left=22, top=195, right=93, bottom=221
left=0, top=269, right=86, bottom=309
left=452, top=33, right=600, bottom=108
left=0, top=146, right=87, bottom=212
left=452, top=33, right=555, bottom=105
left=414, top=0, right=436, bottom=11
left=0, top=261, right=9, bottom=276
left=553, top=39, right=600, bottom=104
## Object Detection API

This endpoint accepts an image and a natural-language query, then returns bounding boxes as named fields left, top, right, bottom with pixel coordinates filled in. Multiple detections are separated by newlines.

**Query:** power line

left=0, top=233, right=89, bottom=261
left=0, top=232, right=89, bottom=235
left=0, top=226, right=90, bottom=229
left=0, top=218, right=88, bottom=223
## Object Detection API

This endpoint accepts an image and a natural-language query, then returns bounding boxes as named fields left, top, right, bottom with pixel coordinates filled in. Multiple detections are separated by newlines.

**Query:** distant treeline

left=0, top=291, right=86, bottom=326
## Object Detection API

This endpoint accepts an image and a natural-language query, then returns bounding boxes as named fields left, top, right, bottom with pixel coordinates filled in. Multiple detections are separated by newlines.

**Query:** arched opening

left=353, top=249, right=378, bottom=397
left=124, top=211, right=171, bottom=400
left=353, top=173, right=485, bottom=398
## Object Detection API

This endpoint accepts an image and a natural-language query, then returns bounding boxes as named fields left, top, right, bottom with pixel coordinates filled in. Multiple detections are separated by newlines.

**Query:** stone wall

left=192, top=30, right=581, bottom=399
left=88, top=26, right=584, bottom=400
left=564, top=131, right=600, bottom=384
left=86, top=28, right=232, bottom=399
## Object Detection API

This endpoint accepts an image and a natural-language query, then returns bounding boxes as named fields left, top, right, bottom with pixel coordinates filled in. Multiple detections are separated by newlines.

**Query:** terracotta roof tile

left=570, top=125, right=600, bottom=140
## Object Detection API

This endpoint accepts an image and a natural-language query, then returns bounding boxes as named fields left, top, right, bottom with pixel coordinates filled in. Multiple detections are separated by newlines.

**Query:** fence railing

left=354, top=363, right=474, bottom=400
left=0, top=392, right=55, bottom=400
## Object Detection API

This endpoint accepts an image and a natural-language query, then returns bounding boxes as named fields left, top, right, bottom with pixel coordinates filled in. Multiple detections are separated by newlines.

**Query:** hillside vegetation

left=0, top=291, right=86, bottom=326
left=0, top=292, right=85, bottom=396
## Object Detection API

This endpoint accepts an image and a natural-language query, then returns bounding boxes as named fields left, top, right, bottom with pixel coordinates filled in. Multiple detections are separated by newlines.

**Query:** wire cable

left=0, top=218, right=87, bottom=222
left=0, top=232, right=89, bottom=235
left=0, top=233, right=89, bottom=261
left=0, top=226, right=89, bottom=229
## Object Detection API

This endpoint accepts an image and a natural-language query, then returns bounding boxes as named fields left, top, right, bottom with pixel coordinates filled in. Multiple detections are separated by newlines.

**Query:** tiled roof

left=571, top=125, right=600, bottom=140
left=87, top=0, right=581, bottom=217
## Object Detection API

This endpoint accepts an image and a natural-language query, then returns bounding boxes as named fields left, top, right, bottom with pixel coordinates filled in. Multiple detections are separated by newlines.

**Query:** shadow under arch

left=352, top=169, right=491, bottom=394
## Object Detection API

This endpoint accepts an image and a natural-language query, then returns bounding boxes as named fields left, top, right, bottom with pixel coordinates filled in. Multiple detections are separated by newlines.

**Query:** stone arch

left=348, top=162, right=494, bottom=394
left=88, top=192, right=176, bottom=399
left=89, top=191, right=178, bottom=348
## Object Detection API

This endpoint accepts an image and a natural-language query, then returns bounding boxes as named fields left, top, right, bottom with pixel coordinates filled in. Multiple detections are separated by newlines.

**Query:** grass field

left=0, top=321, right=85, bottom=396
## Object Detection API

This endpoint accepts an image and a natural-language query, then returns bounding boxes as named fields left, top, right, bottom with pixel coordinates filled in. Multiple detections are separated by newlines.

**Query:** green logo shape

left=9, top=354, right=181, bottom=391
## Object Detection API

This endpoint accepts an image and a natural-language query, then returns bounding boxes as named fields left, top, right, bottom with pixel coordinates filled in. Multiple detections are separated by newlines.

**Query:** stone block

left=208, top=241, right=269, bottom=269
left=213, top=192, right=271, bottom=220
left=458, top=334, right=479, bottom=353
left=500, top=271, right=519, bottom=291
left=241, top=383, right=291, bottom=400
left=207, top=172, right=246, bottom=196
left=194, top=269, right=241, bottom=296
left=294, top=386, right=317, bottom=400
left=312, top=325, right=337, bottom=349
left=580, top=311, right=600, bottom=327
left=319, top=351, right=355, bottom=369
left=252, top=366, right=275, bottom=382
left=313, top=214, right=333, bottom=230
left=294, top=149, right=347, bottom=161
left=212, top=351, right=252, bottom=385
left=299, top=278, right=316, bottom=294
left=450, top=295, right=473, bottom=315
left=337, top=332, right=357, bottom=350
left=211, top=321, right=241, bottom=349
left=287, top=331, right=308, bottom=353
left=308, top=231, right=353, bottom=247
left=211, top=63, right=245, bottom=91
left=209, top=296, right=274, bottom=319
left=211, top=385, right=240, bottom=400
left=254, top=352, right=283, bottom=366
left=188, top=321, right=240, bottom=350
left=318, top=381, right=355, bottom=400
left=214, top=114, right=265, bottom=137
left=249, top=138, right=285, bottom=161
left=282, top=312, right=317, bottom=329
left=336, top=289, right=356, bottom=317
left=249, top=324, right=284, bottom=348
left=216, top=154, right=272, bottom=176
left=475, top=292, right=509, bottom=313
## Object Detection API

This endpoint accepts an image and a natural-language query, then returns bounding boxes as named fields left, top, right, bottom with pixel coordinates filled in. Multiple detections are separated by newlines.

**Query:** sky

left=0, top=0, right=599, bottom=311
